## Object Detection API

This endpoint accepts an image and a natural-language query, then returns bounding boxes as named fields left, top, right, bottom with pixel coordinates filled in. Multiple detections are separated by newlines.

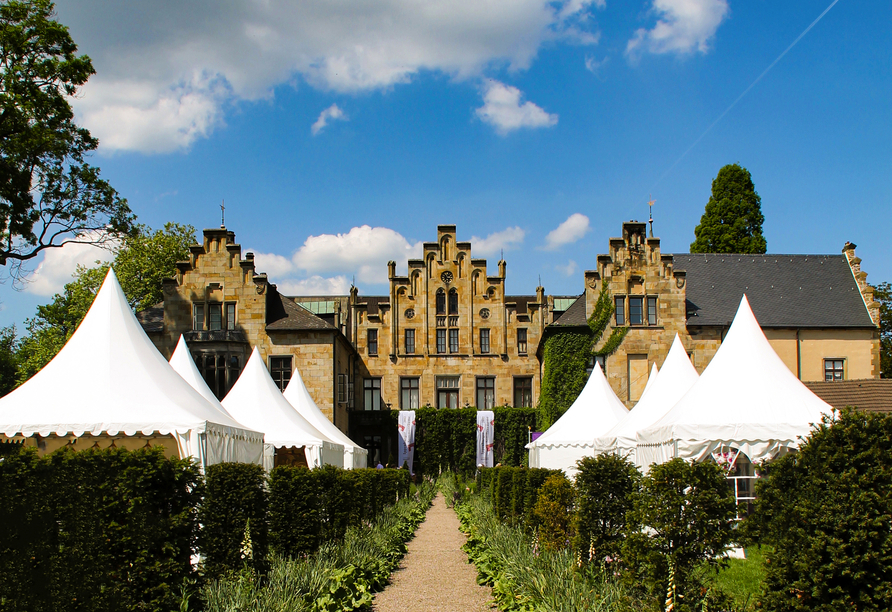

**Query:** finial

left=647, top=195, right=655, bottom=238
left=221, top=199, right=225, bottom=228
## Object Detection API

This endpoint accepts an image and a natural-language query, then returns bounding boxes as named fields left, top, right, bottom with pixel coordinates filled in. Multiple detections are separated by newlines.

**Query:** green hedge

left=0, top=447, right=201, bottom=612
left=268, top=466, right=322, bottom=556
left=480, top=466, right=561, bottom=526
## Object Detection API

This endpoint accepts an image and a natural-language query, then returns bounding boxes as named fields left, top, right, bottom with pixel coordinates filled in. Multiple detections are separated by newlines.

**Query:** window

left=400, top=377, right=419, bottom=410
left=208, top=303, right=223, bottom=331
left=480, top=328, right=490, bottom=354
left=514, top=377, right=533, bottom=408
left=476, top=377, right=495, bottom=409
left=647, top=297, right=658, bottom=326
left=226, top=303, right=236, bottom=330
left=338, top=373, right=348, bottom=404
left=629, top=297, right=644, bottom=325
left=269, top=356, right=292, bottom=391
left=436, top=289, right=446, bottom=315
left=194, top=352, right=240, bottom=400
left=367, top=329, right=378, bottom=356
left=517, top=328, right=528, bottom=354
left=449, top=328, right=459, bottom=353
left=436, top=329, right=446, bottom=354
left=405, top=329, right=415, bottom=354
left=363, top=378, right=382, bottom=410
left=192, top=303, right=205, bottom=331
left=614, top=297, right=625, bottom=326
left=448, top=289, right=458, bottom=314
left=824, top=359, right=845, bottom=381
left=348, top=381, right=354, bottom=408
left=437, top=376, right=460, bottom=409
left=587, top=354, right=606, bottom=375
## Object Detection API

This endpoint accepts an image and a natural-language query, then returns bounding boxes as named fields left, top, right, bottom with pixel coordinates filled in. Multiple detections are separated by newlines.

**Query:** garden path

left=373, top=493, right=492, bottom=612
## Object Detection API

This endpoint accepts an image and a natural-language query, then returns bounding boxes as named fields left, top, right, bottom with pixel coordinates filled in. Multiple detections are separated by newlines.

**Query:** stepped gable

left=678, top=253, right=875, bottom=328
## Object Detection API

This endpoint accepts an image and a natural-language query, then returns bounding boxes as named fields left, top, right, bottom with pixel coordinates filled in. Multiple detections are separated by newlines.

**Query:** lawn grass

left=713, top=546, right=769, bottom=610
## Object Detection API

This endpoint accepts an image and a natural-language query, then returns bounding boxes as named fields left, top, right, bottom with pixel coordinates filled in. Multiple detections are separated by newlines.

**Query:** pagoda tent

left=639, top=362, right=659, bottom=403
left=527, top=363, right=629, bottom=477
left=169, top=335, right=233, bottom=408
left=222, top=348, right=344, bottom=469
left=636, top=295, right=833, bottom=468
left=0, top=269, right=264, bottom=468
left=283, top=368, right=368, bottom=469
left=591, top=334, right=699, bottom=470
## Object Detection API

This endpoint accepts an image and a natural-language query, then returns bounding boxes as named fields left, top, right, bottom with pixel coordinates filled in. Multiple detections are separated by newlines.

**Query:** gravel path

left=373, top=493, right=492, bottom=612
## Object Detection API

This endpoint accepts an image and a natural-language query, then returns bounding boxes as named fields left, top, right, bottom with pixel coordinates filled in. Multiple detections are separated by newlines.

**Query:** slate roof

left=136, top=304, right=164, bottom=333
left=551, top=295, right=587, bottom=327
left=506, top=295, right=537, bottom=315
left=266, top=292, right=336, bottom=331
left=677, top=254, right=875, bottom=328
left=360, top=296, right=389, bottom=316
left=804, top=379, right=892, bottom=413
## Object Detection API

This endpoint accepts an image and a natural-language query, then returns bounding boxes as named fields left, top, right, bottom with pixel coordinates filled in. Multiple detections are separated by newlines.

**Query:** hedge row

left=477, top=466, right=561, bottom=527
left=0, top=448, right=411, bottom=611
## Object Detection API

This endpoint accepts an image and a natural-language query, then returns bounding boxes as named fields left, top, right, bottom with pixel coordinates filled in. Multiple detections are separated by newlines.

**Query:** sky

left=2, top=0, right=891, bottom=329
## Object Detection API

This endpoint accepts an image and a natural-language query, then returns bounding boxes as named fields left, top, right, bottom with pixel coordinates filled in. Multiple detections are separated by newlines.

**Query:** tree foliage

left=538, top=286, right=628, bottom=428
left=0, top=0, right=133, bottom=279
left=690, top=163, right=767, bottom=254
left=0, top=325, right=18, bottom=396
left=872, top=282, right=892, bottom=378
left=15, top=223, right=195, bottom=383
left=753, top=408, right=892, bottom=611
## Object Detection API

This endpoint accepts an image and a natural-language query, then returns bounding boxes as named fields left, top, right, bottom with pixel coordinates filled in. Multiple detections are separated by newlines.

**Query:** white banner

left=397, top=410, right=416, bottom=473
left=476, top=410, right=495, bottom=468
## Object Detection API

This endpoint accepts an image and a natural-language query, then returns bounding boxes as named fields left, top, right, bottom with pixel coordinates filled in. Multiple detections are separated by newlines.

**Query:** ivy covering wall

left=538, top=286, right=628, bottom=428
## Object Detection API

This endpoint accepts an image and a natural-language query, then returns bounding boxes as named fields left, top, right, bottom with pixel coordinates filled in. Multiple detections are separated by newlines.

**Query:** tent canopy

left=0, top=269, right=264, bottom=466
left=527, top=363, right=628, bottom=475
left=592, top=334, right=699, bottom=468
left=283, top=368, right=368, bottom=469
left=637, top=295, right=833, bottom=466
left=222, top=347, right=343, bottom=468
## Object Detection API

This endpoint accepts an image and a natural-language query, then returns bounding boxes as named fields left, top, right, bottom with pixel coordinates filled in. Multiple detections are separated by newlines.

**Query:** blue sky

left=2, top=0, right=890, bottom=328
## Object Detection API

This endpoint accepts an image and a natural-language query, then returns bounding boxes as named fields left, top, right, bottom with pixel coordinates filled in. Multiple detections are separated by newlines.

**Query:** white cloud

left=277, top=276, right=352, bottom=296
left=627, top=0, right=729, bottom=57
left=23, top=241, right=116, bottom=297
left=542, top=213, right=590, bottom=250
left=311, top=104, right=348, bottom=135
left=556, top=259, right=578, bottom=276
left=470, top=226, right=526, bottom=257
left=584, top=54, right=608, bottom=74
left=55, top=0, right=600, bottom=153
left=475, top=80, right=558, bottom=135
left=250, top=251, right=296, bottom=279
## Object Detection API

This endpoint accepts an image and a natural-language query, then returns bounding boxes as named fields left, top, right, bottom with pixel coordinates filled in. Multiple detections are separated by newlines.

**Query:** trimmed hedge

left=479, top=466, right=561, bottom=526
left=0, top=447, right=202, bottom=612
left=269, top=466, right=322, bottom=556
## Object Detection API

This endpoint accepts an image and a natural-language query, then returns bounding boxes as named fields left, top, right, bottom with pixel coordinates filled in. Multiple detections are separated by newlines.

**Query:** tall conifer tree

left=690, top=163, right=767, bottom=254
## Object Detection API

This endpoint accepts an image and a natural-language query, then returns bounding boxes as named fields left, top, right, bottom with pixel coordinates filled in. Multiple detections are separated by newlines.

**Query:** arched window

left=436, top=289, right=446, bottom=315
left=441, top=236, right=451, bottom=261
left=448, top=289, right=459, bottom=315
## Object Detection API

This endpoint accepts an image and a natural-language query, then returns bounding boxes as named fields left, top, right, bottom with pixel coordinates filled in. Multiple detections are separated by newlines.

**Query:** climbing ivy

left=538, top=287, right=628, bottom=428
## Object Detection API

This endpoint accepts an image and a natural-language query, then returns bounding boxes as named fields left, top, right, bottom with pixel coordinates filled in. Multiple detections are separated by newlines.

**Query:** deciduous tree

left=690, top=163, right=767, bottom=254
left=872, top=282, right=892, bottom=378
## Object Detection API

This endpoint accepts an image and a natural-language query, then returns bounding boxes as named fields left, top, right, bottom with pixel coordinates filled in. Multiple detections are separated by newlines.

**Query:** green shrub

left=492, top=407, right=538, bottom=466
left=0, top=447, right=201, bottom=612
left=574, top=454, right=641, bottom=566
left=624, top=458, right=736, bottom=610
left=314, top=465, right=357, bottom=542
left=269, top=466, right=321, bottom=557
left=755, top=409, right=892, bottom=611
left=413, top=407, right=477, bottom=476
left=200, top=462, right=268, bottom=577
left=523, top=468, right=561, bottom=530
left=533, top=472, right=576, bottom=552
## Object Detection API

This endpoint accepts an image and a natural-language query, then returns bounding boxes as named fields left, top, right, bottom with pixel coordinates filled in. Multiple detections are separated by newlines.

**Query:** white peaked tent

left=637, top=295, right=834, bottom=467
left=592, top=334, right=699, bottom=469
left=0, top=269, right=264, bottom=468
left=639, top=362, right=659, bottom=403
left=222, top=347, right=344, bottom=469
left=526, top=363, right=629, bottom=476
left=283, top=368, right=368, bottom=469
left=169, top=335, right=231, bottom=408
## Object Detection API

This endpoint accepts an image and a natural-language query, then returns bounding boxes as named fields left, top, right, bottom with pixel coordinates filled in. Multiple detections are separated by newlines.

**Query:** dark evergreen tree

left=690, top=163, right=767, bottom=254
left=872, top=282, right=892, bottom=378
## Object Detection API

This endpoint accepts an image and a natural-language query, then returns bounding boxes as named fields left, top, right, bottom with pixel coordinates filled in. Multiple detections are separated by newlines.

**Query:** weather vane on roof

left=220, top=200, right=225, bottom=227
left=648, top=194, right=655, bottom=238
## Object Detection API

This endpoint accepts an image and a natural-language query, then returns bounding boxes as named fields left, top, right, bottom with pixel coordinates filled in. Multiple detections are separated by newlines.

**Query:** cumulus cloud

left=55, top=0, right=601, bottom=153
left=251, top=251, right=295, bottom=279
left=542, top=213, right=590, bottom=250
left=584, top=55, right=608, bottom=74
left=470, top=226, right=526, bottom=257
left=556, top=260, right=578, bottom=276
left=626, top=0, right=729, bottom=57
left=475, top=80, right=558, bottom=135
left=23, top=240, right=116, bottom=297
left=311, top=104, right=347, bottom=135
left=277, top=275, right=352, bottom=296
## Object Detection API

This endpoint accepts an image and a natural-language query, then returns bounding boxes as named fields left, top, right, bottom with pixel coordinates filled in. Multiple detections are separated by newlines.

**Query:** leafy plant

left=533, top=472, right=576, bottom=552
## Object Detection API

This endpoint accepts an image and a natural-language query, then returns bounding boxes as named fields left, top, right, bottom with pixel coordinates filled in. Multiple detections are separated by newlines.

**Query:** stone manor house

left=139, top=222, right=881, bottom=463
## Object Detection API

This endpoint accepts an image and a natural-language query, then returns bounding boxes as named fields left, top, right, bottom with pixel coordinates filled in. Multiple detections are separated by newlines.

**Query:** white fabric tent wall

left=526, top=363, right=629, bottom=477
left=636, top=295, right=833, bottom=467
left=591, top=334, right=699, bottom=470
left=283, top=367, right=368, bottom=469
left=222, top=348, right=344, bottom=468
left=0, top=269, right=264, bottom=468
